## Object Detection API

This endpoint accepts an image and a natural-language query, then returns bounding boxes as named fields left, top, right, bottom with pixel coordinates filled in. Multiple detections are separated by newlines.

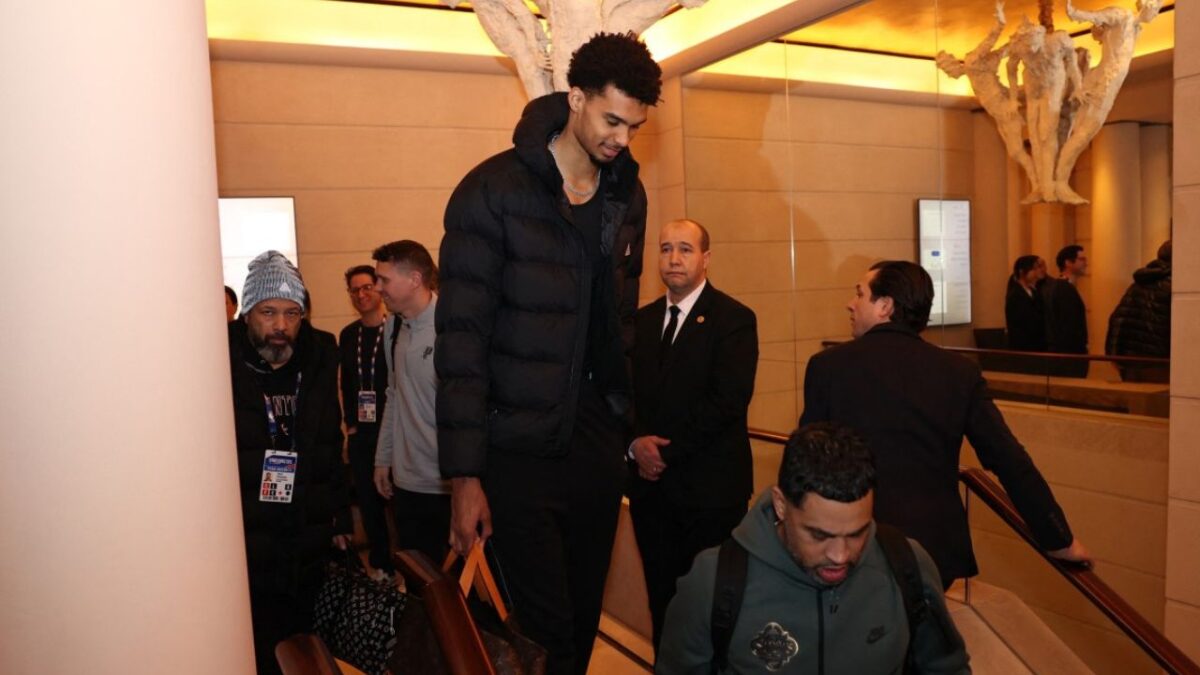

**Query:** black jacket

left=436, top=93, right=647, bottom=477
left=800, top=323, right=1073, bottom=582
left=1005, top=281, right=1046, bottom=351
left=338, top=319, right=390, bottom=434
left=229, top=319, right=351, bottom=595
left=1042, top=277, right=1088, bottom=354
left=1106, top=259, right=1171, bottom=359
left=629, top=283, right=759, bottom=509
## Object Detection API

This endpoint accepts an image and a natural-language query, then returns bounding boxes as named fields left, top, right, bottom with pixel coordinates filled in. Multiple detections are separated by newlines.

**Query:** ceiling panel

left=783, top=0, right=1174, bottom=60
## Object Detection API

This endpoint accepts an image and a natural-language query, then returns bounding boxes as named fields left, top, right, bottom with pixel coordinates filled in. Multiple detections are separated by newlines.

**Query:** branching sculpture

left=936, top=0, right=1159, bottom=205
left=447, top=0, right=709, bottom=99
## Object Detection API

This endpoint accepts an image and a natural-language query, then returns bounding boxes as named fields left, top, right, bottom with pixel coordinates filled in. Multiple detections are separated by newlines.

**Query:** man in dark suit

left=628, top=219, right=758, bottom=650
left=1043, top=244, right=1090, bottom=377
left=800, top=260, right=1090, bottom=586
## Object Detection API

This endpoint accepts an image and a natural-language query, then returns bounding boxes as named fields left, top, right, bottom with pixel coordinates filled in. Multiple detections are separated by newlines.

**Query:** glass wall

left=669, top=1, right=1177, bottom=672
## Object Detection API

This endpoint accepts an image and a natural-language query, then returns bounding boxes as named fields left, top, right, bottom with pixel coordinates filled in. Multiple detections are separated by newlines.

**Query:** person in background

left=338, top=265, right=393, bottom=580
left=627, top=218, right=758, bottom=652
left=225, top=285, right=239, bottom=322
left=370, top=241, right=450, bottom=564
left=800, top=260, right=1090, bottom=587
left=1005, top=254, right=1046, bottom=352
left=228, top=251, right=351, bottom=674
left=1043, top=244, right=1090, bottom=376
left=1106, top=240, right=1172, bottom=382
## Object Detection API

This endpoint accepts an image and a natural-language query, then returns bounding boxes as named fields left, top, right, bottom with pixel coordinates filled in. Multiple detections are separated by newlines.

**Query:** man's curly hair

left=567, top=32, right=662, bottom=105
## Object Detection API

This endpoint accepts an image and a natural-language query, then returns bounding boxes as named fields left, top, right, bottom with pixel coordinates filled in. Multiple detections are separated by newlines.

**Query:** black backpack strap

left=875, top=523, right=930, bottom=673
left=710, top=538, right=749, bottom=674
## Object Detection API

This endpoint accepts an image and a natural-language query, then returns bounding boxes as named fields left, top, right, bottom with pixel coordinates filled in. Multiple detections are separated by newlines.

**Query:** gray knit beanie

left=241, top=250, right=308, bottom=314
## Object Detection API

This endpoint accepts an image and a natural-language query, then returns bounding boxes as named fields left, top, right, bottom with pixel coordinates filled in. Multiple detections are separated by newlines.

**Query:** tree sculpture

left=445, top=0, right=709, bottom=99
left=936, top=0, right=1160, bottom=204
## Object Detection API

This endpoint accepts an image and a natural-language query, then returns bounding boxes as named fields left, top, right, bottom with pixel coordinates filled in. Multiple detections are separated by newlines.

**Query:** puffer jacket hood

left=1133, top=258, right=1170, bottom=285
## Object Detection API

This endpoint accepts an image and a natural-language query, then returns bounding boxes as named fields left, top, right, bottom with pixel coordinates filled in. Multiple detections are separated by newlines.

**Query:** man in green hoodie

left=657, top=423, right=970, bottom=674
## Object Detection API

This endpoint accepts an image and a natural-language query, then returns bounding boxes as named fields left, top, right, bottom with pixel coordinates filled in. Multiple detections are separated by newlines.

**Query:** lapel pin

left=696, top=315, right=705, bottom=324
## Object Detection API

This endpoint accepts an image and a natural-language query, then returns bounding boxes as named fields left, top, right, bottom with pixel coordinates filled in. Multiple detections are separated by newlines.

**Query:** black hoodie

left=435, top=92, right=647, bottom=477
left=228, top=318, right=351, bottom=595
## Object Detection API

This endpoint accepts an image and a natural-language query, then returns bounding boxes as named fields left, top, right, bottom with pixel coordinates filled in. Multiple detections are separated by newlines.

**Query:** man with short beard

left=657, top=423, right=970, bottom=674
left=228, top=250, right=352, bottom=675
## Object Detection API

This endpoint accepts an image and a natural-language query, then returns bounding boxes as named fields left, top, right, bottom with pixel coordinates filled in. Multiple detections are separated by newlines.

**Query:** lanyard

left=264, top=372, right=302, bottom=450
left=357, top=323, right=383, bottom=391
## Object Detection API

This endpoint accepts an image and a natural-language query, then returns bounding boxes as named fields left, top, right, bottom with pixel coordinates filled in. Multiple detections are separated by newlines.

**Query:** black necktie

left=660, top=305, right=680, bottom=362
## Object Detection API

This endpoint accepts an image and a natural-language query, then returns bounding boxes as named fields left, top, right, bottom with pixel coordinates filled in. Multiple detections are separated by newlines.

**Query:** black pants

left=484, top=384, right=626, bottom=675
left=629, top=489, right=746, bottom=650
left=348, top=430, right=392, bottom=571
left=392, top=487, right=452, bottom=565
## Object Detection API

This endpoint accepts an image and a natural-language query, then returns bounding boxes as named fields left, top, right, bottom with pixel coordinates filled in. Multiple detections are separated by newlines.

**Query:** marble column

left=1090, top=122, right=1143, bottom=356
left=0, top=2, right=255, bottom=673
left=1140, top=124, right=1173, bottom=262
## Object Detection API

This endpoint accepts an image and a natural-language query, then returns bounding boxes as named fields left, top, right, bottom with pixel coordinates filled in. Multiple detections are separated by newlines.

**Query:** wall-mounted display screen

left=218, top=197, right=298, bottom=316
left=917, top=199, right=971, bottom=327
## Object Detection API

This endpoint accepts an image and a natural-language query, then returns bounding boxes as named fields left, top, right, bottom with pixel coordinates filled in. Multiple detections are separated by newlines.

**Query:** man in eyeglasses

left=338, top=265, right=393, bottom=581
left=229, top=250, right=351, bottom=674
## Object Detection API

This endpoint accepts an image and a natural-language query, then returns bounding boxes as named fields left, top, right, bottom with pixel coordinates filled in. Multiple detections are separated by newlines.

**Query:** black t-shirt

left=571, top=190, right=612, bottom=376
left=257, top=360, right=301, bottom=451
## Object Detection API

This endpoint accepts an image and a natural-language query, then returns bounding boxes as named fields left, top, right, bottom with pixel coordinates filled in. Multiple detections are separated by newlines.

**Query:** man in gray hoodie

left=657, top=423, right=970, bottom=674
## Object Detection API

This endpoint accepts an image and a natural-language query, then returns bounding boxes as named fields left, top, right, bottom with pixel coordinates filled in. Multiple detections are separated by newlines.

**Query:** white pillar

left=0, top=2, right=255, bottom=673
left=1140, top=124, right=1173, bottom=262
left=1089, top=123, right=1143, bottom=356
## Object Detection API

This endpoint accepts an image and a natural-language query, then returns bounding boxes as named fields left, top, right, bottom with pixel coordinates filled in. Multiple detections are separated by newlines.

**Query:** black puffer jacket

left=229, top=319, right=351, bottom=595
left=1106, top=258, right=1171, bottom=359
left=436, top=93, right=646, bottom=477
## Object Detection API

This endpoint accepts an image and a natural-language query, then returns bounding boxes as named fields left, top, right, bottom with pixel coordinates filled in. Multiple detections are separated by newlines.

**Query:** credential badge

left=751, top=622, right=799, bottom=671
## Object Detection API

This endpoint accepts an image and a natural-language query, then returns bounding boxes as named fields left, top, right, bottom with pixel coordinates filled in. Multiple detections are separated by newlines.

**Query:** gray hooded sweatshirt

left=657, top=490, right=970, bottom=674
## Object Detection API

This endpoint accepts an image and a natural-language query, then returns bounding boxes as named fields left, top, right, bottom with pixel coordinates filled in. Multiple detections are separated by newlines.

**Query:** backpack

left=710, top=523, right=928, bottom=674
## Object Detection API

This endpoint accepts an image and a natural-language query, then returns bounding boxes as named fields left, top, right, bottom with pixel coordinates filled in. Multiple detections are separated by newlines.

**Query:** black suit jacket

left=800, top=323, right=1073, bottom=582
left=1042, top=277, right=1088, bottom=353
left=629, top=283, right=759, bottom=509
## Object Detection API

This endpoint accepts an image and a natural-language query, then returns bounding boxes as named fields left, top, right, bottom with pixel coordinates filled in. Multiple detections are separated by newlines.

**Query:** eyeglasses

left=348, top=284, right=377, bottom=295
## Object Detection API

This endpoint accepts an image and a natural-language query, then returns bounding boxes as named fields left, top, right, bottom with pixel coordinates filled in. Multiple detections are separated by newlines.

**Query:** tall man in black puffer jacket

left=436, top=33, right=657, bottom=675
left=228, top=251, right=352, bottom=674
left=1106, top=240, right=1172, bottom=382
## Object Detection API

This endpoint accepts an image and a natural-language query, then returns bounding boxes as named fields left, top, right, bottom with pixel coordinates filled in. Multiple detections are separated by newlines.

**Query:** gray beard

left=249, top=329, right=294, bottom=366
left=256, top=343, right=293, bottom=366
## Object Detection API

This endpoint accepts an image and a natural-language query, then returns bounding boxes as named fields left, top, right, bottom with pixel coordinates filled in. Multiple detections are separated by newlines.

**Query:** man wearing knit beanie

left=228, top=250, right=352, bottom=675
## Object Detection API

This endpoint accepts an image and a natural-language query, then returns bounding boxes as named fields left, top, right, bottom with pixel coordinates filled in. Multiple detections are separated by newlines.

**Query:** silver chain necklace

left=548, top=133, right=600, bottom=199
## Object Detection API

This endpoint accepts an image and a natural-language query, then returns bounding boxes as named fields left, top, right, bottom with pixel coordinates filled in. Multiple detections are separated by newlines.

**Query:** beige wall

left=680, top=85, right=976, bottom=432
left=212, top=59, right=682, bottom=335
left=1167, top=0, right=1200, bottom=661
left=211, top=60, right=525, bottom=334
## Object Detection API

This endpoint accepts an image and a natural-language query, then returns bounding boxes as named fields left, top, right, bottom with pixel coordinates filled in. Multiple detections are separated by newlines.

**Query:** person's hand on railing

left=1048, top=537, right=1094, bottom=569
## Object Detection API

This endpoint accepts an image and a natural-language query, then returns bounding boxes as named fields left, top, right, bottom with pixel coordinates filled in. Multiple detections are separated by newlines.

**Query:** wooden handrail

left=746, top=427, right=1200, bottom=675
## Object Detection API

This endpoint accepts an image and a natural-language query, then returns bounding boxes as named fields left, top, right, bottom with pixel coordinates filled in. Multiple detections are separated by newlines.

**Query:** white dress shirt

left=662, top=279, right=707, bottom=345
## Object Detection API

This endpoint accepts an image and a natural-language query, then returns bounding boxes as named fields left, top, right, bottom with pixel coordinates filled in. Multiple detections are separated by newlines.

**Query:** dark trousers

left=630, top=488, right=746, bottom=650
left=250, top=584, right=319, bottom=675
left=392, top=487, right=452, bottom=565
left=348, top=430, right=393, bottom=571
left=484, top=384, right=626, bottom=675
